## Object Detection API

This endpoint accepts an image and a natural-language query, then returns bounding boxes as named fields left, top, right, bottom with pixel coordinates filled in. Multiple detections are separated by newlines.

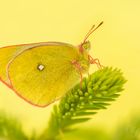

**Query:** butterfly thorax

left=79, top=58, right=90, bottom=74
left=72, top=41, right=90, bottom=75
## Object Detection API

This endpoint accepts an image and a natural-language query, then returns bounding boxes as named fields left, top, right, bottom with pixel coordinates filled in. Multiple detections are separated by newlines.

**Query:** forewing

left=8, top=44, right=79, bottom=107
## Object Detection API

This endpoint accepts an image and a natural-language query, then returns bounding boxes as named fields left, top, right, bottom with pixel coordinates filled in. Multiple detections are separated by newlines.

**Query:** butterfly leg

left=79, top=71, right=83, bottom=88
left=71, top=60, right=83, bottom=88
left=88, top=55, right=104, bottom=69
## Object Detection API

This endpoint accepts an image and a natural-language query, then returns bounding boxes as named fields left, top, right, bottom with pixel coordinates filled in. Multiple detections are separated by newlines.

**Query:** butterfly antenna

left=83, top=21, right=103, bottom=44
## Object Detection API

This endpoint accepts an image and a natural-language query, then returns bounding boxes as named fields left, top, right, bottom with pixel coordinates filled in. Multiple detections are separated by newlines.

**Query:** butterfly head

left=77, top=22, right=103, bottom=73
left=79, top=21, right=103, bottom=54
left=80, top=41, right=91, bottom=52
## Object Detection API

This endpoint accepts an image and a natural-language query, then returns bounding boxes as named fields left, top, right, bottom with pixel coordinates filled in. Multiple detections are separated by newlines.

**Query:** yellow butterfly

left=0, top=22, right=103, bottom=107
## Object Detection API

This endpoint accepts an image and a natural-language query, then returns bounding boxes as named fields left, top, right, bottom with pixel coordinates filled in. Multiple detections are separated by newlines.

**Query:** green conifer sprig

left=0, top=112, right=27, bottom=140
left=40, top=67, right=126, bottom=140
left=113, top=114, right=140, bottom=140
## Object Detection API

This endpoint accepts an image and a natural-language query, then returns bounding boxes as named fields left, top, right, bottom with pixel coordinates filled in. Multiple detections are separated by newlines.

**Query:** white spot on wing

left=37, top=64, right=45, bottom=71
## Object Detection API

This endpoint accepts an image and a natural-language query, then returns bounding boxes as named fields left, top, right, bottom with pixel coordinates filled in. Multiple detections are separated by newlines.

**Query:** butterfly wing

left=0, top=45, right=24, bottom=83
left=0, top=42, right=45, bottom=83
left=0, top=42, right=80, bottom=107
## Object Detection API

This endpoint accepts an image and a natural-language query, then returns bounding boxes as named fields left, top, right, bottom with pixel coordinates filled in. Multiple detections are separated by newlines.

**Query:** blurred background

left=0, top=0, right=140, bottom=138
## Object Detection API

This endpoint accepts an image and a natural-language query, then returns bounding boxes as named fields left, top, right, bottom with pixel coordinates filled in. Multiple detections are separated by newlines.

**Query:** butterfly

left=0, top=22, right=103, bottom=107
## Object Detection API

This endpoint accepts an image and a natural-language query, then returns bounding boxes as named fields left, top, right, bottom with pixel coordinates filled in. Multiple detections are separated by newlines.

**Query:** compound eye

left=82, top=41, right=91, bottom=51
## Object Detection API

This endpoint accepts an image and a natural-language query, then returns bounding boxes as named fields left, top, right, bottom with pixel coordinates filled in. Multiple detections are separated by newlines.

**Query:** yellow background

left=0, top=0, right=139, bottom=135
